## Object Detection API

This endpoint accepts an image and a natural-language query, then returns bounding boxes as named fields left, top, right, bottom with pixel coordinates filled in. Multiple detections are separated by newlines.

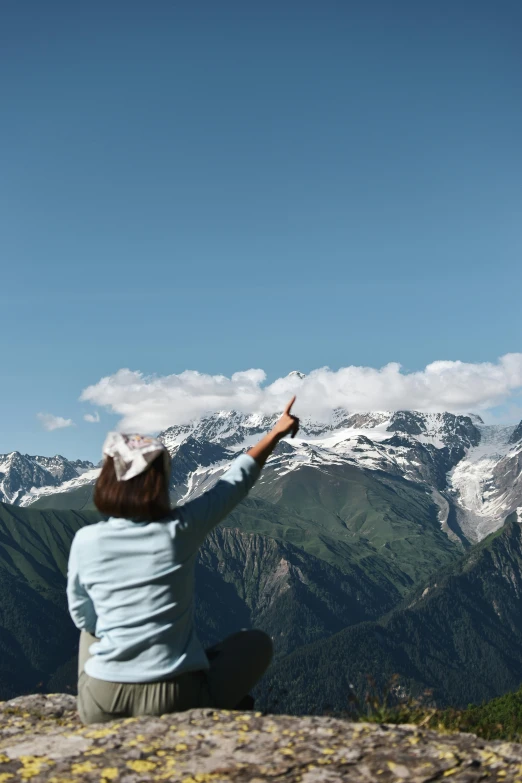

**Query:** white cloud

left=84, top=411, right=100, bottom=423
left=37, top=413, right=75, bottom=431
left=78, top=353, right=522, bottom=433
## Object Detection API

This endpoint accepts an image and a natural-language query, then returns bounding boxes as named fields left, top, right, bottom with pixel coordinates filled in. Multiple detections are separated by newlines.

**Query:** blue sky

left=1, top=0, right=521, bottom=461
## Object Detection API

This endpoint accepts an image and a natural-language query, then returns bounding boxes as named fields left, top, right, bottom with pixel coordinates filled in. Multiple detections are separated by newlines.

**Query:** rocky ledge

left=1, top=695, right=522, bottom=782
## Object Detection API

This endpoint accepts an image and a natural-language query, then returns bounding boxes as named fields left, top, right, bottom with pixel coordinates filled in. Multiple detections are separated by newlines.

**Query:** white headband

left=102, top=432, right=170, bottom=482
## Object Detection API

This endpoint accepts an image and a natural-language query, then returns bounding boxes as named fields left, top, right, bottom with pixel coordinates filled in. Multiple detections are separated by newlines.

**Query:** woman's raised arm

left=247, top=396, right=300, bottom=467
left=174, top=398, right=299, bottom=543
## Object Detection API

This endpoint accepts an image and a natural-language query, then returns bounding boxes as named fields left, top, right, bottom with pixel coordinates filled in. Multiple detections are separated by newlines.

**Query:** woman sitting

left=67, top=398, right=299, bottom=724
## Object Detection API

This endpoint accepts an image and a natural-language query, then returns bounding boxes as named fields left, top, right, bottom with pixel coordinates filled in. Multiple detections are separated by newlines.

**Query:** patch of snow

left=448, top=425, right=519, bottom=540
left=416, top=434, right=445, bottom=449
left=18, top=468, right=101, bottom=507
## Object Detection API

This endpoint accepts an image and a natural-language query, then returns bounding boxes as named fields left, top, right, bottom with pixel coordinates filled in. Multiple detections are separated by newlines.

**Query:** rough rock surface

left=2, top=695, right=522, bottom=781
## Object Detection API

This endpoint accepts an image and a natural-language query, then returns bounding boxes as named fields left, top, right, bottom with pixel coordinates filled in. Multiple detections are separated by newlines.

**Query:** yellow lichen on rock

left=2, top=694, right=522, bottom=781
left=70, top=761, right=96, bottom=774
left=126, top=759, right=157, bottom=772
left=100, top=769, right=118, bottom=780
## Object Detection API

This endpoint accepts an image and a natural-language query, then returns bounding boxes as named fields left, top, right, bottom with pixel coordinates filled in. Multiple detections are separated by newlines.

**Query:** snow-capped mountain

left=0, top=452, right=96, bottom=505
left=161, top=410, right=522, bottom=541
left=160, top=411, right=281, bottom=451
left=3, top=410, right=522, bottom=543
left=160, top=409, right=483, bottom=493
left=160, top=409, right=481, bottom=452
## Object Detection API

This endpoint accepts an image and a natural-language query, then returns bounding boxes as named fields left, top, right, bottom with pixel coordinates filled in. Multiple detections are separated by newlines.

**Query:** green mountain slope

left=30, top=484, right=97, bottom=511
left=262, top=514, right=522, bottom=715
left=0, top=504, right=100, bottom=698
left=34, top=462, right=461, bottom=599
left=250, top=463, right=460, bottom=590
left=0, top=504, right=99, bottom=589
left=197, top=526, right=389, bottom=656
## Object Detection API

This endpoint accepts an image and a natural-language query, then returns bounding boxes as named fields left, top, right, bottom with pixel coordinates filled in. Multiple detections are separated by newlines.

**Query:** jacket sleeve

left=66, top=533, right=97, bottom=634
left=175, top=453, right=261, bottom=546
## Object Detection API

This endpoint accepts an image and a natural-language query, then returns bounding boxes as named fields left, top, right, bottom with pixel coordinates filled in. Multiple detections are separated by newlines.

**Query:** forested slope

left=262, top=514, right=522, bottom=713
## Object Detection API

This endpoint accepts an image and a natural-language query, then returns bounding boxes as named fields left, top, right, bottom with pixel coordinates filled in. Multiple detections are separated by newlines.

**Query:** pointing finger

left=284, top=395, right=296, bottom=416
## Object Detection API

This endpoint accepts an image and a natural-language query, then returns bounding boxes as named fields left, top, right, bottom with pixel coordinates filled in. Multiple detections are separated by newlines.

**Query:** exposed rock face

left=168, top=438, right=232, bottom=501
left=197, top=527, right=395, bottom=655
left=387, top=411, right=482, bottom=450
left=2, top=694, right=522, bottom=781
left=509, top=421, right=522, bottom=445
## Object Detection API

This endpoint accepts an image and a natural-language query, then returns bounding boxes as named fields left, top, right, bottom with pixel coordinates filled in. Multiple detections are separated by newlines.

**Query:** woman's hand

left=247, top=397, right=300, bottom=468
left=272, top=396, right=300, bottom=439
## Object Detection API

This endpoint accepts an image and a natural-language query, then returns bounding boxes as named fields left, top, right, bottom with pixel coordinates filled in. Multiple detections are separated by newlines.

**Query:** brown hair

left=94, top=454, right=171, bottom=521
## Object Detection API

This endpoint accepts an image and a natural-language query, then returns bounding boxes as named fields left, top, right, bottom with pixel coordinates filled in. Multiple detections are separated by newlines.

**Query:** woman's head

left=94, top=432, right=171, bottom=521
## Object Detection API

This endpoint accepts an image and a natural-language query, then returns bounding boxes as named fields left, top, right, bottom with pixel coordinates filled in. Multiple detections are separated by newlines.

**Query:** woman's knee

left=77, top=687, right=111, bottom=725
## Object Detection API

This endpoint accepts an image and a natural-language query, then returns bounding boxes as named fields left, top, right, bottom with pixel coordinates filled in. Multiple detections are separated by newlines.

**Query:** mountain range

left=3, top=409, right=521, bottom=545
left=0, top=452, right=96, bottom=506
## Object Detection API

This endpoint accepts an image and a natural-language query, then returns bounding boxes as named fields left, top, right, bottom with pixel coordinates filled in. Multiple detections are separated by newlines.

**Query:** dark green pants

left=77, top=630, right=273, bottom=724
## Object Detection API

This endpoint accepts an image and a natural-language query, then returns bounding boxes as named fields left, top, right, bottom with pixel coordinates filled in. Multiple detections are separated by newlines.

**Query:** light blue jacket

left=66, top=453, right=260, bottom=683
